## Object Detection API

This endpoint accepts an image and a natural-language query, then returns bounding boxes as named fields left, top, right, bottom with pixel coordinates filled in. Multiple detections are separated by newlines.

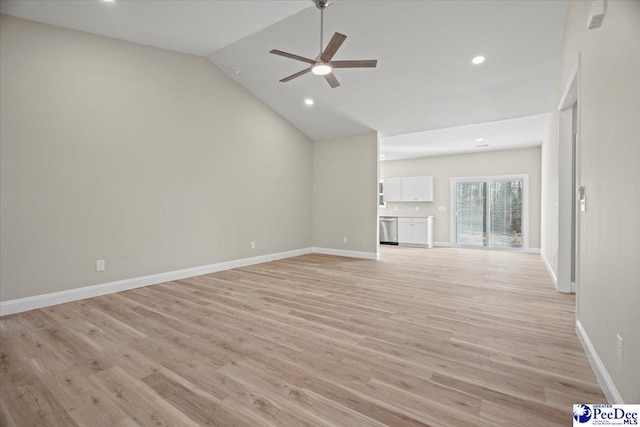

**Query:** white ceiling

left=380, top=113, right=549, bottom=161
left=1, top=0, right=568, bottom=153
left=0, top=0, right=311, bottom=56
left=210, top=1, right=568, bottom=141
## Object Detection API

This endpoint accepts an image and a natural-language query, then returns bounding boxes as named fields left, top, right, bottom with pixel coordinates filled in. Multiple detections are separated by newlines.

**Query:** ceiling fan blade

left=269, top=49, right=315, bottom=64
left=320, top=32, right=347, bottom=62
left=331, top=59, right=378, bottom=68
left=280, top=68, right=311, bottom=83
left=324, top=72, right=340, bottom=89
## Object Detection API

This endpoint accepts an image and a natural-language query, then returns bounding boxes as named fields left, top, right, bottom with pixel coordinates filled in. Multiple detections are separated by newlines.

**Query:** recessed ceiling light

left=472, top=55, right=485, bottom=65
left=380, top=154, right=386, bottom=158
left=304, top=98, right=314, bottom=106
left=475, top=137, right=484, bottom=142
left=101, top=0, right=115, bottom=3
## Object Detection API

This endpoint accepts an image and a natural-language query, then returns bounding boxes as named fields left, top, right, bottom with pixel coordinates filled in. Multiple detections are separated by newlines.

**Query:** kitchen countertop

left=379, top=211, right=434, bottom=218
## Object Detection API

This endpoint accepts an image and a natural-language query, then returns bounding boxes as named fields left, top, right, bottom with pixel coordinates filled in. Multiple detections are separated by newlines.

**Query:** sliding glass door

left=452, top=175, right=528, bottom=249
left=489, top=179, right=523, bottom=248
left=456, top=182, right=486, bottom=246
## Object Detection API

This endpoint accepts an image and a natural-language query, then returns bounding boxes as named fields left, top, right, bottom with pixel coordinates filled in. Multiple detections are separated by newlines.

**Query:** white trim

left=433, top=241, right=538, bottom=254
left=558, top=56, right=580, bottom=110
left=557, top=53, right=581, bottom=297
left=1, top=248, right=312, bottom=316
left=540, top=251, right=558, bottom=289
left=576, top=320, right=624, bottom=404
left=312, top=247, right=378, bottom=260
left=0, top=247, right=382, bottom=316
left=396, top=242, right=538, bottom=253
left=398, top=243, right=429, bottom=248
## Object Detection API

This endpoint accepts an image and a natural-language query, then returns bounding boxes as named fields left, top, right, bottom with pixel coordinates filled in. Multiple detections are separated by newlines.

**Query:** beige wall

left=312, top=132, right=379, bottom=255
left=540, top=1, right=640, bottom=402
left=381, top=147, right=541, bottom=248
left=0, top=15, right=313, bottom=301
left=540, top=116, right=560, bottom=273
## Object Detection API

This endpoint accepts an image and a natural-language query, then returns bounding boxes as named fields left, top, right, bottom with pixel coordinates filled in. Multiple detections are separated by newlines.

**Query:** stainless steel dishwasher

left=379, top=216, right=398, bottom=245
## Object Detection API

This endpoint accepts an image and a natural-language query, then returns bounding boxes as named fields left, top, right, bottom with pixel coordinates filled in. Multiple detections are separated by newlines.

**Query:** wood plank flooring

left=0, top=246, right=605, bottom=426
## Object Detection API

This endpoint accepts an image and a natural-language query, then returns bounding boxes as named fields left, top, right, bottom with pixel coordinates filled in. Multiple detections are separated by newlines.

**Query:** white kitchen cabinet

left=398, top=216, right=434, bottom=247
left=383, top=177, right=402, bottom=202
left=398, top=221, right=424, bottom=244
left=400, top=178, right=417, bottom=202
left=401, top=176, right=434, bottom=202
left=415, top=176, right=434, bottom=201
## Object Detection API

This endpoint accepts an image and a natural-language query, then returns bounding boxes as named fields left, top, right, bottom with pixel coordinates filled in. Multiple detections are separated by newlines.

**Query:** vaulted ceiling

left=1, top=0, right=568, bottom=156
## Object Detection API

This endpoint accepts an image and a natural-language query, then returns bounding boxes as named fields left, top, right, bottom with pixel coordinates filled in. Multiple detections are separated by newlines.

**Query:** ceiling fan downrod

left=316, top=0, right=330, bottom=56
left=320, top=7, right=324, bottom=56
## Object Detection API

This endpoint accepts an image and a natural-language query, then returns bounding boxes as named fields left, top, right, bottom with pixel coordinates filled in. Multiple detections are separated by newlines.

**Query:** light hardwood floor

left=1, top=246, right=604, bottom=426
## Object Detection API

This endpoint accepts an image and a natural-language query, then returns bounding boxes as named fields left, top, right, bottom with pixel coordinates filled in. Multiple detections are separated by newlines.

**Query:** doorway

left=450, top=175, right=530, bottom=250
left=557, top=56, right=581, bottom=295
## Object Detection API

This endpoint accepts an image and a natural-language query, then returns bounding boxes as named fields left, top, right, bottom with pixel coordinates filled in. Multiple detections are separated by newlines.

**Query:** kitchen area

left=379, top=176, right=435, bottom=248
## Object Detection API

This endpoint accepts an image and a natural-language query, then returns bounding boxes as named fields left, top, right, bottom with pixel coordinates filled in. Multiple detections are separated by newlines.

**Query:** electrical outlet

left=415, top=206, right=420, bottom=211
left=616, top=334, right=623, bottom=365
left=251, top=241, right=256, bottom=249
left=96, top=260, right=105, bottom=272
left=343, top=236, right=348, bottom=244
left=438, top=206, right=447, bottom=212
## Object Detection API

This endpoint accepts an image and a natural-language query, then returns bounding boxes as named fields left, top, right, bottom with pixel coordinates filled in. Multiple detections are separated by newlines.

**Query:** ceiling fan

left=269, top=0, right=377, bottom=89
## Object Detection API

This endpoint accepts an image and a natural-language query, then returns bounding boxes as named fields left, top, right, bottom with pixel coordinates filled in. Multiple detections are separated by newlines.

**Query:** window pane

left=456, top=182, right=486, bottom=246
left=489, top=180, right=523, bottom=248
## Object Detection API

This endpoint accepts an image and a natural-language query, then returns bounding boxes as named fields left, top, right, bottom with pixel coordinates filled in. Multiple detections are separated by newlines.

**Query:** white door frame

left=450, top=174, right=530, bottom=251
left=557, top=55, right=581, bottom=295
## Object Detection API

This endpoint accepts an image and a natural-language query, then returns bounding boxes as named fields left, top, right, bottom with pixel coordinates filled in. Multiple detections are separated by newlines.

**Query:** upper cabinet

left=383, top=176, right=434, bottom=202
left=402, top=176, right=433, bottom=202
left=382, top=177, right=402, bottom=202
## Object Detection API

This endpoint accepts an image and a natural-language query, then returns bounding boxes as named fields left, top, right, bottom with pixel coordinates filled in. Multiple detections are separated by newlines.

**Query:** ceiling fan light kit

left=269, top=0, right=377, bottom=88
left=312, top=63, right=332, bottom=75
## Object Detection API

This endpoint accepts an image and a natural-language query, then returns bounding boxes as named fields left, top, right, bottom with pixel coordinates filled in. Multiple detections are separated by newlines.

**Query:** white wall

left=0, top=15, right=313, bottom=302
left=381, top=147, right=541, bottom=249
left=540, top=1, right=640, bottom=402
left=312, top=132, right=379, bottom=256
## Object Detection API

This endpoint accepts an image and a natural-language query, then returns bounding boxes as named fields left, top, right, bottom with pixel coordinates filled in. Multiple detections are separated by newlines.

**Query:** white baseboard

left=398, top=243, right=430, bottom=248
left=312, top=247, right=378, bottom=260
left=575, top=320, right=624, bottom=404
left=540, top=251, right=558, bottom=289
left=0, top=248, right=313, bottom=317
left=434, top=242, right=540, bottom=254
left=0, top=246, right=382, bottom=316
